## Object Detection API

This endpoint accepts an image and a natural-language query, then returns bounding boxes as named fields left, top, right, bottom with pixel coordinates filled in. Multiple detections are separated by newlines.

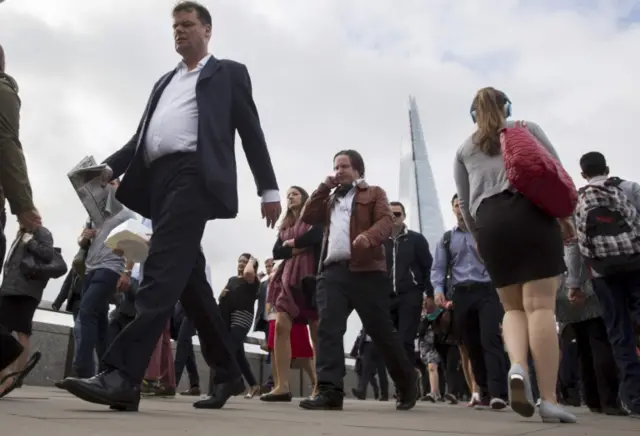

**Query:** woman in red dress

left=260, top=186, right=323, bottom=402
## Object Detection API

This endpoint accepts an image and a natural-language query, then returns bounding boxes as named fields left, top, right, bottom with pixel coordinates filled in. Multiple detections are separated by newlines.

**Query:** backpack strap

left=605, top=177, right=624, bottom=188
left=442, top=230, right=452, bottom=295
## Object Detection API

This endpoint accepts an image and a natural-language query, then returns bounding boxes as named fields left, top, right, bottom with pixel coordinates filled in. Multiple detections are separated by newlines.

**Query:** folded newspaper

left=105, top=219, right=151, bottom=263
left=68, top=156, right=123, bottom=227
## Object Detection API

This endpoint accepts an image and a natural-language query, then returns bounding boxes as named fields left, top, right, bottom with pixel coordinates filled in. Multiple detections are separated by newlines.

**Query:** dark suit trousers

left=572, top=318, right=620, bottom=409
left=102, top=152, right=240, bottom=384
left=315, top=263, right=414, bottom=393
left=356, top=341, right=389, bottom=397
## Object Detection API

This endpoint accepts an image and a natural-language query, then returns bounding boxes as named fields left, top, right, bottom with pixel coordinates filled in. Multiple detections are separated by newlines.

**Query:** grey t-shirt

left=454, top=120, right=561, bottom=237
left=85, top=208, right=137, bottom=274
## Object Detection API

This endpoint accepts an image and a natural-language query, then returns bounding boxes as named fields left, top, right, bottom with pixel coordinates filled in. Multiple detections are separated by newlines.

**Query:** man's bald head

left=0, top=44, right=4, bottom=72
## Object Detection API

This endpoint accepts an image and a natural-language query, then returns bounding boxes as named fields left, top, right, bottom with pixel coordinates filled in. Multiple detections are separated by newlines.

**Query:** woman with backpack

left=454, top=87, right=577, bottom=423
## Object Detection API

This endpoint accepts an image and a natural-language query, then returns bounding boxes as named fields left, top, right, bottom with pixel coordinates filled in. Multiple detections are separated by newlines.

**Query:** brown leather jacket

left=300, top=180, right=392, bottom=273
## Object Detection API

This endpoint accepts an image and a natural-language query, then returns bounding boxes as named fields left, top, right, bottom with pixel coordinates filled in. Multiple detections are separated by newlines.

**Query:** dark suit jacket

left=104, top=57, right=278, bottom=219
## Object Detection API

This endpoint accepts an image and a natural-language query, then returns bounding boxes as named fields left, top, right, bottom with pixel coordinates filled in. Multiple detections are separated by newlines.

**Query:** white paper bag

left=105, top=219, right=151, bottom=263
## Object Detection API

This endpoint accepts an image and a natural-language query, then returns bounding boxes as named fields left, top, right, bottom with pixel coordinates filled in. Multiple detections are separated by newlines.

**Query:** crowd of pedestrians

left=0, top=0, right=639, bottom=428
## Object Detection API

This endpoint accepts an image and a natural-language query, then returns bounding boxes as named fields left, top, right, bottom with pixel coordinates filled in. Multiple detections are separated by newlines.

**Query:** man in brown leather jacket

left=0, top=44, right=43, bottom=397
left=298, top=149, right=418, bottom=412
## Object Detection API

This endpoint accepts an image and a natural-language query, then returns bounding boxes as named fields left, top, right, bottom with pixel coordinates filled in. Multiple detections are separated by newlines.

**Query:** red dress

left=267, top=319, right=313, bottom=359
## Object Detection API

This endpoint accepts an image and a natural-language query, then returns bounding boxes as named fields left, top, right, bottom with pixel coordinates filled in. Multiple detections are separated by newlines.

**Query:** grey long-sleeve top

left=453, top=120, right=561, bottom=238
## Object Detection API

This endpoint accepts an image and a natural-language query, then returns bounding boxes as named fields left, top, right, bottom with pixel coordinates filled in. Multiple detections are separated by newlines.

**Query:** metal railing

left=35, top=301, right=355, bottom=360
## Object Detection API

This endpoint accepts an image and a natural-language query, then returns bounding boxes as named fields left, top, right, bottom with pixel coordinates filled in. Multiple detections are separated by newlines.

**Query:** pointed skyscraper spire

left=399, top=96, right=446, bottom=252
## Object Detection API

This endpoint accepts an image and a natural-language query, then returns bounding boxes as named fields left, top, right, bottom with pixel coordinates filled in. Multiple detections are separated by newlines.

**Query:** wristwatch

left=123, top=269, right=132, bottom=276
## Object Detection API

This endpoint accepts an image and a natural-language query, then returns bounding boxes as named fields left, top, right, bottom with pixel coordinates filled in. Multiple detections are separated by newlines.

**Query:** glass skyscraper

left=398, top=96, right=446, bottom=253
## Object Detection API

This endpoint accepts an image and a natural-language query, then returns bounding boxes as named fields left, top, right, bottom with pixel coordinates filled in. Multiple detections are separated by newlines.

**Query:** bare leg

left=299, top=357, right=317, bottom=397
left=271, top=313, right=293, bottom=394
left=428, top=363, right=440, bottom=396
left=458, top=345, right=478, bottom=394
left=308, top=320, right=318, bottom=396
left=523, top=277, right=559, bottom=403
left=497, top=284, right=528, bottom=373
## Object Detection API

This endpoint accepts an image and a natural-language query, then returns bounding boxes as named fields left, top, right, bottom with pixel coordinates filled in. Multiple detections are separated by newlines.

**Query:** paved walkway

left=1, top=387, right=638, bottom=435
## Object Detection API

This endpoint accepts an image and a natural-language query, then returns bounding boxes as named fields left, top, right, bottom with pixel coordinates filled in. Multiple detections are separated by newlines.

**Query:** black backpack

left=576, top=177, right=640, bottom=275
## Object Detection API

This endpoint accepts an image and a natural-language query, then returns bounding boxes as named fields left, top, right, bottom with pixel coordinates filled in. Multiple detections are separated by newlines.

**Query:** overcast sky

left=2, top=0, right=640, bottom=346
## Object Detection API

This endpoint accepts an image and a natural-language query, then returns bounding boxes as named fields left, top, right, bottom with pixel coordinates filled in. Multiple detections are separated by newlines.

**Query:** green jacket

left=0, top=73, right=34, bottom=215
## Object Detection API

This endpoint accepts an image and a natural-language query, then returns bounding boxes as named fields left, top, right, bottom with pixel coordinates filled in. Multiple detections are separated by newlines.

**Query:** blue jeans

left=209, top=323, right=257, bottom=394
left=174, top=316, right=200, bottom=388
left=593, top=272, right=640, bottom=412
left=73, top=268, right=120, bottom=378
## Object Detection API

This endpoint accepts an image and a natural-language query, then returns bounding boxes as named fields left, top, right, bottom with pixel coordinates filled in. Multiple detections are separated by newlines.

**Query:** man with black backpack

left=431, top=194, right=508, bottom=409
left=570, top=151, right=640, bottom=417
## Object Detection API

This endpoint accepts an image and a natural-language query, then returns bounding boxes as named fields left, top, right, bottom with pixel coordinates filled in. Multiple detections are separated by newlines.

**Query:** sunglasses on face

left=393, top=212, right=403, bottom=218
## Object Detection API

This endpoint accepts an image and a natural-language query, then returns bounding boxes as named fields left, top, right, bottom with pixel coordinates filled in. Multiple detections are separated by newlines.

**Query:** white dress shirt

left=144, top=55, right=212, bottom=163
left=142, top=54, right=279, bottom=204
left=324, top=184, right=357, bottom=264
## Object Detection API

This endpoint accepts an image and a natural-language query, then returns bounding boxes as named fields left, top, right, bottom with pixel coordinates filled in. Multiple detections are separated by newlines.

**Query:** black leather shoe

left=378, top=395, right=389, bottom=401
left=61, top=370, right=140, bottom=412
left=299, top=391, right=344, bottom=410
left=193, top=378, right=244, bottom=409
left=259, top=391, right=292, bottom=402
left=395, top=375, right=419, bottom=411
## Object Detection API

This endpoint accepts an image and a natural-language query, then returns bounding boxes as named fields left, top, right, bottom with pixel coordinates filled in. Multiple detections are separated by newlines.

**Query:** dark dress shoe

left=180, top=386, right=201, bottom=396
left=396, top=376, right=419, bottom=411
left=603, top=406, right=628, bottom=416
left=62, top=370, right=140, bottom=412
left=351, top=388, right=366, bottom=400
left=259, top=391, right=292, bottom=402
left=193, top=378, right=244, bottom=409
left=378, top=395, right=389, bottom=401
left=299, top=391, right=344, bottom=411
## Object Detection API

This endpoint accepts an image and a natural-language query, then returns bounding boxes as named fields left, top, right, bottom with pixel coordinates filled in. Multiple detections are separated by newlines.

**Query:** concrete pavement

left=1, top=386, right=639, bottom=435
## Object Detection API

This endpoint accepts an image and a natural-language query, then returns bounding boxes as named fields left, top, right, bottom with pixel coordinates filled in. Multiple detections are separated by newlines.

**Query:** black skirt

left=0, top=295, right=39, bottom=336
left=474, top=191, right=566, bottom=288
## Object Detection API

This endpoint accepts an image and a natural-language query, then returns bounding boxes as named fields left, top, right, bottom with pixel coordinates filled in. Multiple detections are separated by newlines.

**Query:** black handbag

left=21, top=247, right=68, bottom=280
left=71, top=247, right=88, bottom=276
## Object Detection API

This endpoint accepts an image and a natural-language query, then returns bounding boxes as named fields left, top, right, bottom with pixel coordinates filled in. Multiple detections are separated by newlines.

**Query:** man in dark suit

left=59, top=2, right=281, bottom=411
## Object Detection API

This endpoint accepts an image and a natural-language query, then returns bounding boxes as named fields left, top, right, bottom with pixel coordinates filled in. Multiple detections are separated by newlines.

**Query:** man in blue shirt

left=431, top=194, right=508, bottom=410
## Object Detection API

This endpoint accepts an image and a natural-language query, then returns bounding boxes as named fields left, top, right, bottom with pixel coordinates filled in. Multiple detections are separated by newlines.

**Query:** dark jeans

left=209, top=323, right=257, bottom=394
left=390, top=291, right=424, bottom=364
left=315, top=263, right=414, bottom=393
left=435, top=343, right=466, bottom=398
left=356, top=341, right=389, bottom=398
left=572, top=318, right=620, bottom=409
left=174, top=316, right=200, bottom=388
left=593, top=273, right=640, bottom=412
left=452, top=283, right=508, bottom=400
left=73, top=268, right=119, bottom=378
